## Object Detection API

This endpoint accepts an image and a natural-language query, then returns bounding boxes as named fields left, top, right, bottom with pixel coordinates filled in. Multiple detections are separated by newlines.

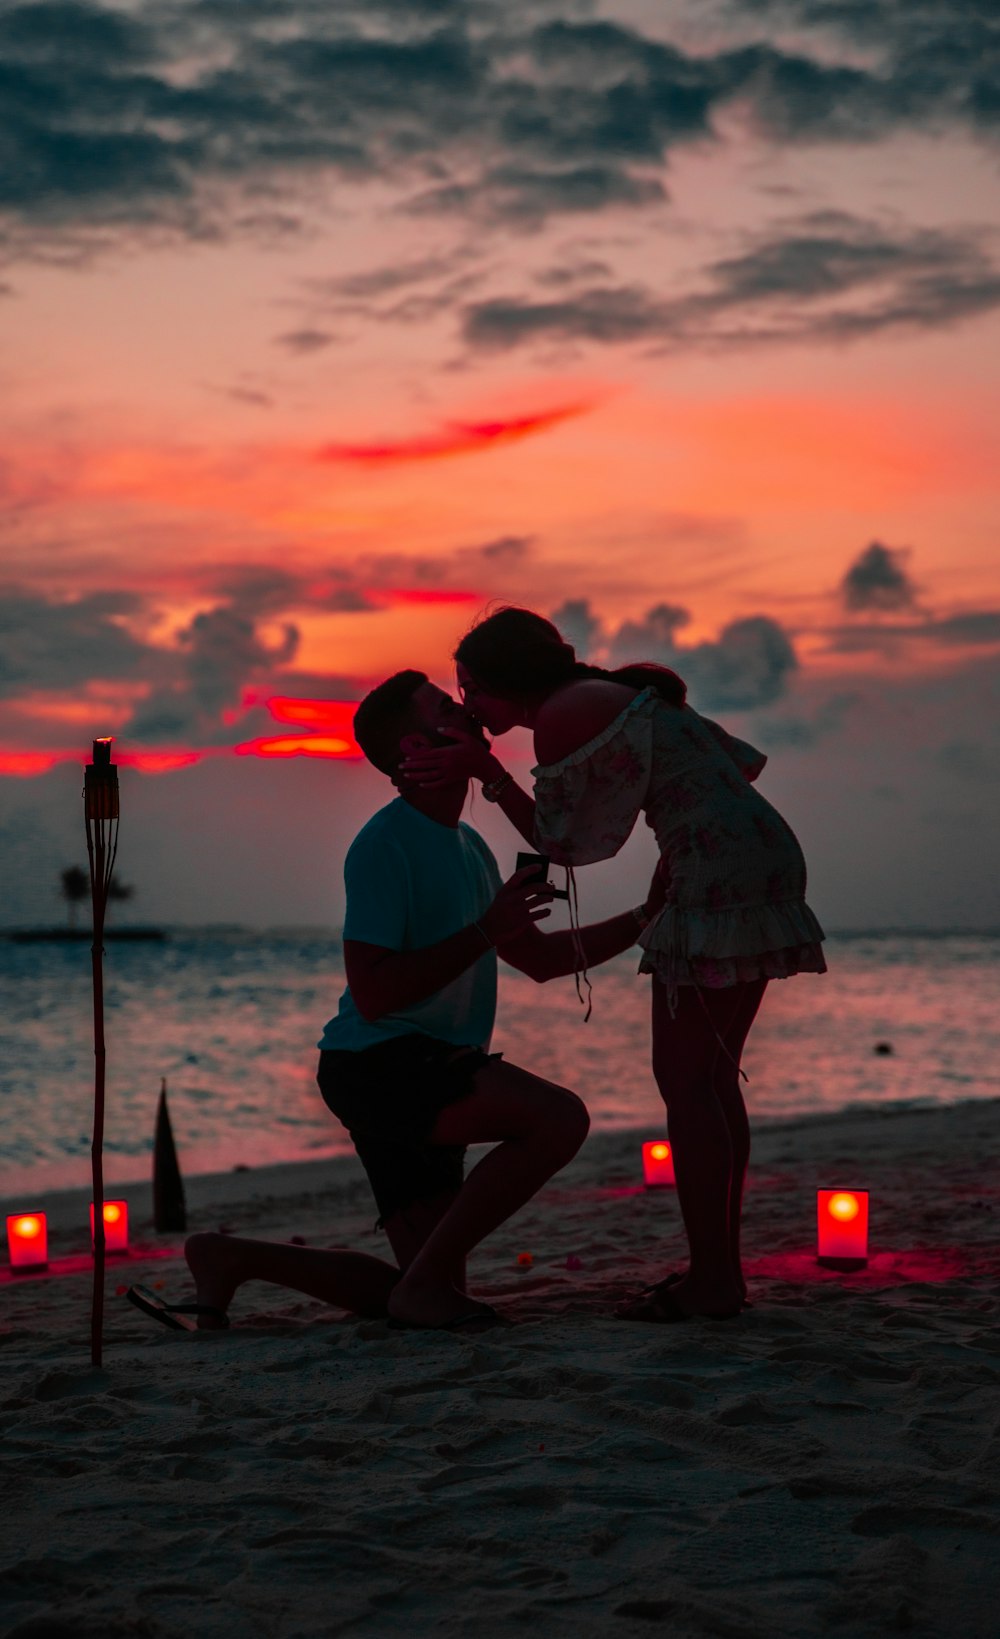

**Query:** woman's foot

left=616, top=1270, right=745, bottom=1322
left=184, top=1232, right=239, bottom=1329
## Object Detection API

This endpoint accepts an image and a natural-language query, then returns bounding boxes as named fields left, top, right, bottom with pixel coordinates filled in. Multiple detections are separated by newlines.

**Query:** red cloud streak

left=0, top=700, right=363, bottom=775
left=315, top=402, right=588, bottom=465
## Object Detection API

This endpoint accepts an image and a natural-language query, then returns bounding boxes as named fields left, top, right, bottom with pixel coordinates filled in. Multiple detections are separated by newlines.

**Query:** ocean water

left=1, top=930, right=997, bottom=1197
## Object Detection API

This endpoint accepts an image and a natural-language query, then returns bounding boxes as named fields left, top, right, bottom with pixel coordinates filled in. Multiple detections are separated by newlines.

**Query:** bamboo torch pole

left=84, top=737, right=119, bottom=1370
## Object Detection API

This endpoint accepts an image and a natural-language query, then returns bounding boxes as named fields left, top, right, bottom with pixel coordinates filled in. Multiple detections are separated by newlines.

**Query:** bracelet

left=472, top=920, right=494, bottom=950
left=482, top=769, right=513, bottom=803
left=631, top=903, right=651, bottom=931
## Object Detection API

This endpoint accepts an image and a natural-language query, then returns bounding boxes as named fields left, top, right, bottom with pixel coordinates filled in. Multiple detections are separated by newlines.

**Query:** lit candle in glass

left=817, top=1189, right=869, bottom=1269
left=90, top=1199, right=129, bottom=1255
left=7, top=1212, right=48, bottom=1271
left=642, top=1140, right=676, bottom=1187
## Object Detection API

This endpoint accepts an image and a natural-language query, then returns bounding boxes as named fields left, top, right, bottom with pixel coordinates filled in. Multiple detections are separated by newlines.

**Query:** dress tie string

left=565, top=864, right=593, bottom=1022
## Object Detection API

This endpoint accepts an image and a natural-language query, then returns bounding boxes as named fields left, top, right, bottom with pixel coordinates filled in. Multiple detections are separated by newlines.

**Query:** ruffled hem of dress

left=531, top=687, right=657, bottom=779
left=635, top=897, right=826, bottom=991
left=638, top=940, right=827, bottom=989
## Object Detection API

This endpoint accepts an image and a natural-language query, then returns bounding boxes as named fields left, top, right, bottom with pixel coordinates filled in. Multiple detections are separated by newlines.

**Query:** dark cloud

left=1, top=1, right=996, bottom=261
left=842, top=541, right=918, bottom=612
left=463, top=217, right=1000, bottom=352
left=736, top=2, right=1000, bottom=143
left=127, top=604, right=298, bottom=742
left=477, top=535, right=533, bottom=562
left=0, top=0, right=155, bottom=64
left=209, top=564, right=377, bottom=616
left=274, top=329, right=336, bottom=355
left=218, top=384, right=274, bottom=408
left=309, top=253, right=471, bottom=303
left=0, top=587, right=149, bottom=697
left=465, top=283, right=666, bottom=350
left=928, top=613, right=1000, bottom=645
left=937, top=739, right=1000, bottom=782
left=0, top=568, right=381, bottom=741
left=604, top=602, right=692, bottom=660
left=825, top=609, right=1000, bottom=653
left=548, top=597, right=798, bottom=711
left=408, top=164, right=666, bottom=227
left=678, top=616, right=799, bottom=711
left=550, top=597, right=604, bottom=660
left=536, top=257, right=615, bottom=287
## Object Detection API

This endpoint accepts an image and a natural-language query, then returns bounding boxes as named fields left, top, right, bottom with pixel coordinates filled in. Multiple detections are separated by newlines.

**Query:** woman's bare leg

left=387, top=1060, right=590, bottom=1327
left=644, top=980, right=765, bottom=1317
left=712, top=979, right=767, bottom=1295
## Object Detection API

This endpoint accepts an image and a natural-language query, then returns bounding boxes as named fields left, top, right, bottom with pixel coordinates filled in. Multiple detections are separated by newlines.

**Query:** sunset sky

left=2, top=0, right=998, bottom=931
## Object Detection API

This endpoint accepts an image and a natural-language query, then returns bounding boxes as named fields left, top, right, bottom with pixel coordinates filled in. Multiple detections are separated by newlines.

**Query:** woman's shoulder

left=533, top=679, right=644, bottom=767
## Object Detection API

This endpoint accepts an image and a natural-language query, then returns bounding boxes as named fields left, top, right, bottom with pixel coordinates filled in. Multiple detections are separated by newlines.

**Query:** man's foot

left=184, top=1232, right=239, bottom=1329
left=387, top=1275, right=496, bottom=1330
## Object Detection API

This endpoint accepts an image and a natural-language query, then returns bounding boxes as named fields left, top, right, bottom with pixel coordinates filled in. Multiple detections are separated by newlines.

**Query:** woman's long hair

left=454, top=606, right=686, bottom=707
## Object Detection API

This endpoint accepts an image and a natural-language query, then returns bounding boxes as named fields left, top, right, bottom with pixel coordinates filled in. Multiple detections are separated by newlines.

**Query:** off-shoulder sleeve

left=699, top=715, right=767, bottom=782
left=530, top=690, right=656, bottom=865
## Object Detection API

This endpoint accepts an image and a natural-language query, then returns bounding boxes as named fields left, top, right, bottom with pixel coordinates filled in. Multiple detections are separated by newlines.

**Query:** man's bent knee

left=539, top=1087, right=590, bottom=1153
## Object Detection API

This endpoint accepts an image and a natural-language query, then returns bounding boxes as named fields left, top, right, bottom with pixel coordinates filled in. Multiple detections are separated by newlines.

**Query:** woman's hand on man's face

left=400, top=728, right=498, bottom=790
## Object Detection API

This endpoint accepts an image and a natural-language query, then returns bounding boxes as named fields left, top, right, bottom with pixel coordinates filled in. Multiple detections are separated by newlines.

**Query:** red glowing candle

left=90, top=1199, right=129, bottom=1255
left=7, top=1212, right=48, bottom=1271
left=642, top=1140, right=676, bottom=1187
left=817, top=1189, right=869, bottom=1269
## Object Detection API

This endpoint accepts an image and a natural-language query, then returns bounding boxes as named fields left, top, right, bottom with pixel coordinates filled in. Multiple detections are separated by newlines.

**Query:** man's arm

left=495, top=906, right=646, bottom=983
left=497, top=857, right=667, bottom=982
left=345, top=868, right=554, bottom=1021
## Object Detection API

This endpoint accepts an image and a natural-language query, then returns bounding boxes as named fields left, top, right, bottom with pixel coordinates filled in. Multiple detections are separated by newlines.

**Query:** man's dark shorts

left=317, top=1034, right=501, bottom=1227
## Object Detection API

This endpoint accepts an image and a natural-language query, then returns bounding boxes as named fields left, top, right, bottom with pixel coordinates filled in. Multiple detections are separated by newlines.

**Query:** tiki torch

left=84, top=737, right=119, bottom=1368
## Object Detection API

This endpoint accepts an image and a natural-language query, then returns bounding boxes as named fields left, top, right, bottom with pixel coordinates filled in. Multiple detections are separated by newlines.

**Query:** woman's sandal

left=614, top=1272, right=746, bottom=1323
left=615, top=1275, right=690, bottom=1323
left=126, top=1283, right=230, bottom=1333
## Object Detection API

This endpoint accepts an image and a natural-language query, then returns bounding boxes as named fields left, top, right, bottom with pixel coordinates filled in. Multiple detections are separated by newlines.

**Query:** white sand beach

left=2, top=1099, right=999, bottom=1639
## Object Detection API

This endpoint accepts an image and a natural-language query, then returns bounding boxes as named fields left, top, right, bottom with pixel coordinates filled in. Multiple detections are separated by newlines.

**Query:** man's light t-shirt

left=319, top=797, right=503, bottom=1054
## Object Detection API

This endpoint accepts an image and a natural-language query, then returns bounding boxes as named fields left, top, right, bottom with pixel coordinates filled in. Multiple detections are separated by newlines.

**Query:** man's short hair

left=353, top=670, right=428, bottom=775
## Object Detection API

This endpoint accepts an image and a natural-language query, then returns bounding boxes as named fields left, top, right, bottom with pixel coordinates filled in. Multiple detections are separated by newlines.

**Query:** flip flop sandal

left=126, top=1283, right=230, bottom=1333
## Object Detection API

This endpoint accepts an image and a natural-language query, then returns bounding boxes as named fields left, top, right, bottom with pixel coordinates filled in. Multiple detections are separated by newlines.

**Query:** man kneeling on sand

left=129, top=671, right=662, bottom=1334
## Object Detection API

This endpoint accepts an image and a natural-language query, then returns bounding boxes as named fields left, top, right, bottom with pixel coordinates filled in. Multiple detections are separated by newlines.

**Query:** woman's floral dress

left=532, top=688, right=826, bottom=1001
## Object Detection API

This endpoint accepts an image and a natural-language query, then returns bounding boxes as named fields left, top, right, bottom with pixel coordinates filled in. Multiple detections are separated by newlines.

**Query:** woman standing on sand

left=400, top=606, right=826, bottom=1322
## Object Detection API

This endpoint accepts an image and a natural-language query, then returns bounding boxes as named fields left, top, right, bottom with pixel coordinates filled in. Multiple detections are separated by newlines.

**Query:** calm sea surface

left=1, top=931, right=997, bottom=1196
